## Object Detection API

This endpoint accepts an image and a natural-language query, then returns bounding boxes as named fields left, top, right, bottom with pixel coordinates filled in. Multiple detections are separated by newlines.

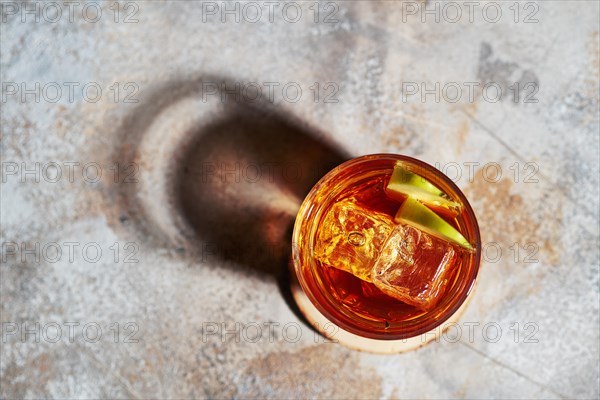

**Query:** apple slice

left=386, top=162, right=462, bottom=215
left=394, top=198, right=475, bottom=252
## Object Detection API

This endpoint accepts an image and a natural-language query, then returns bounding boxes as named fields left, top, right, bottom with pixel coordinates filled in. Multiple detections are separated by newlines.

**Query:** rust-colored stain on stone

left=466, top=170, right=536, bottom=244
left=240, top=345, right=383, bottom=399
left=1, top=354, right=56, bottom=398
left=464, top=168, right=563, bottom=266
left=383, top=125, right=415, bottom=150
left=454, top=119, right=470, bottom=153
left=586, top=31, right=599, bottom=96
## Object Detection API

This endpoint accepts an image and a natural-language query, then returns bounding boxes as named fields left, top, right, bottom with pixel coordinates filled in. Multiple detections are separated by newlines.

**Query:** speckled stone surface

left=1, top=1, right=599, bottom=398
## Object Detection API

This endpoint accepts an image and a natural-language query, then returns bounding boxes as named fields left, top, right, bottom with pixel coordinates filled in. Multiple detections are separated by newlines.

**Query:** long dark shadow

left=111, top=76, right=350, bottom=323
left=175, top=101, right=349, bottom=321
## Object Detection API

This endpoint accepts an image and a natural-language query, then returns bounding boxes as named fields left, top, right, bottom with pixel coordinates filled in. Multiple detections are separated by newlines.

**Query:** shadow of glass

left=111, top=76, right=349, bottom=323
left=175, top=104, right=349, bottom=298
left=173, top=102, right=349, bottom=322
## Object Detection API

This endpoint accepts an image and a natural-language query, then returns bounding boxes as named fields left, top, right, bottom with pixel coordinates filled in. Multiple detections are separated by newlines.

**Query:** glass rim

left=292, top=153, right=482, bottom=340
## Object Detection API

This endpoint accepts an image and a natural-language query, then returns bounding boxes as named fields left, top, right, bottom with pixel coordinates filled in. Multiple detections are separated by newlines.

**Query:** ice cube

left=371, top=224, right=458, bottom=310
left=315, top=200, right=394, bottom=282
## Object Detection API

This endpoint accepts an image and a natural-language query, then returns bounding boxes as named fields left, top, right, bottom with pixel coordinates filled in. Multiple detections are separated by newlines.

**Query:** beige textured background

left=1, top=1, right=599, bottom=398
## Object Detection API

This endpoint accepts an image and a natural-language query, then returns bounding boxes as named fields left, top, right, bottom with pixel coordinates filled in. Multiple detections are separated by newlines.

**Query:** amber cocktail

left=292, top=154, right=481, bottom=351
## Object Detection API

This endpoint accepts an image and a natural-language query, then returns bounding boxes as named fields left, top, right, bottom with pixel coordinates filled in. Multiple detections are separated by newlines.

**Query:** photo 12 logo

left=1, top=241, right=139, bottom=264
left=194, top=161, right=304, bottom=184
left=1, top=161, right=139, bottom=184
left=401, top=81, right=539, bottom=104
left=1, top=1, right=140, bottom=24
left=199, top=81, right=339, bottom=104
left=201, top=321, right=337, bottom=344
left=2, top=82, right=139, bottom=104
left=401, top=161, right=540, bottom=186
left=1, top=321, right=140, bottom=344
left=199, top=2, right=340, bottom=24
left=418, top=321, right=540, bottom=344
left=401, top=1, right=540, bottom=24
